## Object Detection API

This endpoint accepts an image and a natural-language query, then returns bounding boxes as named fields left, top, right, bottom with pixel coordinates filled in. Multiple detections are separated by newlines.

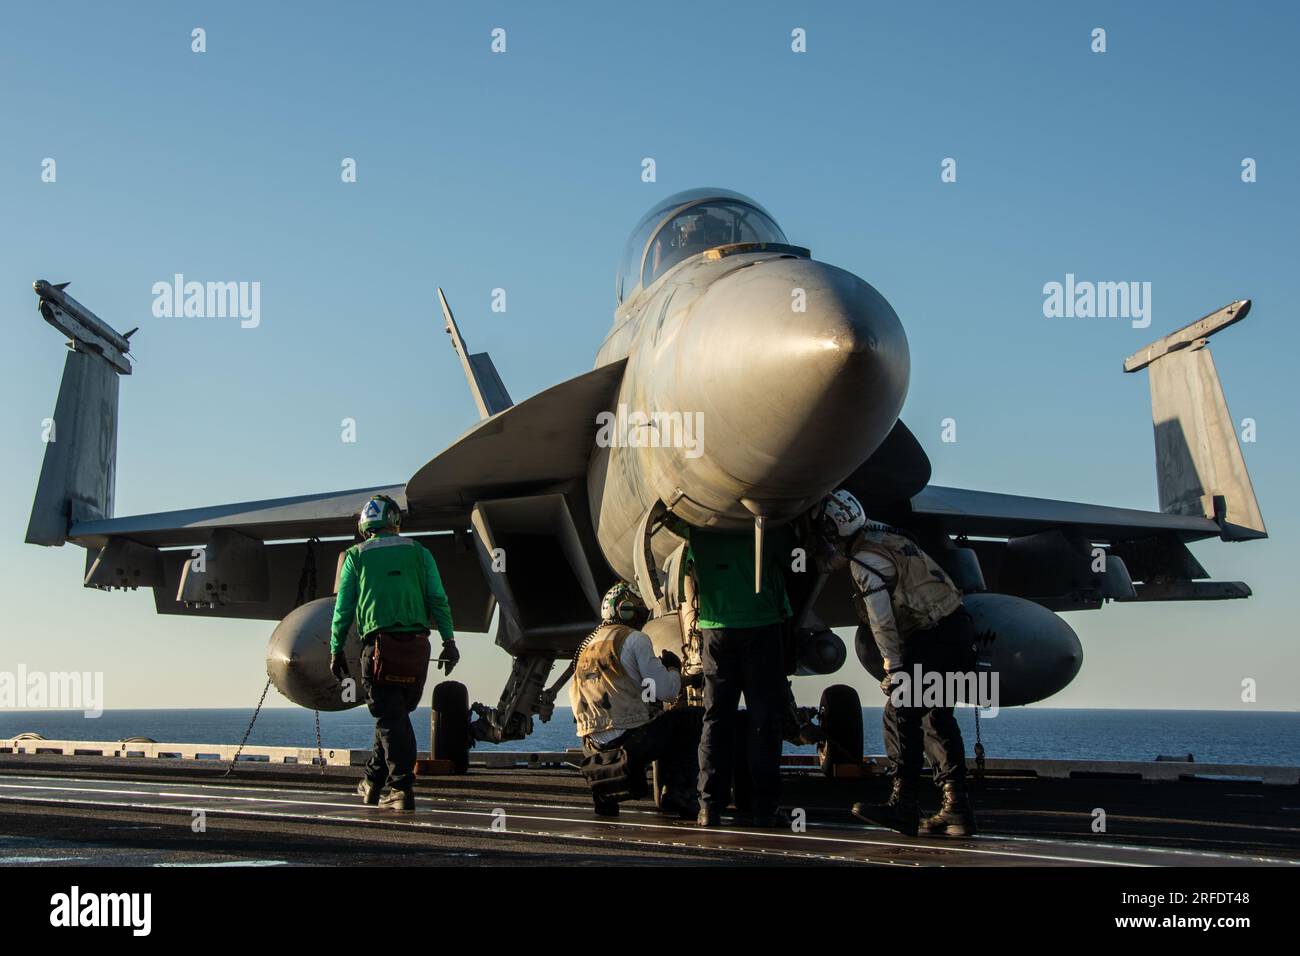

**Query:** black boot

left=658, top=786, right=699, bottom=820
left=919, top=780, right=976, bottom=837
left=696, top=805, right=721, bottom=827
left=379, top=786, right=415, bottom=811
left=747, top=808, right=791, bottom=829
left=851, top=777, right=920, bottom=837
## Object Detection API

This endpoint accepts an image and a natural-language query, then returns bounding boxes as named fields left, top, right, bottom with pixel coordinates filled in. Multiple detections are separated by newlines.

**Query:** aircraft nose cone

left=671, top=257, right=909, bottom=516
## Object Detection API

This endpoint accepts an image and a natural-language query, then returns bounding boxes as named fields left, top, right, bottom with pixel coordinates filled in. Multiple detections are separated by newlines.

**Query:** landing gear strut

left=468, top=652, right=559, bottom=744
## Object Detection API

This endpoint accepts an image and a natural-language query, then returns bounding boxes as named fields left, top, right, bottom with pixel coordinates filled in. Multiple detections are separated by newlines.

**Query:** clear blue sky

left=1, top=2, right=1296, bottom=712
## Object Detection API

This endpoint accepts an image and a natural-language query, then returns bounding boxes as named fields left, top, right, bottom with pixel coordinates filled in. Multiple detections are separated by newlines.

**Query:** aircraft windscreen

left=615, top=190, right=786, bottom=305
left=641, top=202, right=786, bottom=288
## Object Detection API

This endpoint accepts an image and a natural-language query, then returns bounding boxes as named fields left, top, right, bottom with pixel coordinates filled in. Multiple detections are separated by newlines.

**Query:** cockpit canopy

left=616, top=188, right=787, bottom=306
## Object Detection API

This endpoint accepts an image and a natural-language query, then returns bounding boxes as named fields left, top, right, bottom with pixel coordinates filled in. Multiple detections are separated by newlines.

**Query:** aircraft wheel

left=431, top=680, right=470, bottom=774
left=817, top=684, right=863, bottom=777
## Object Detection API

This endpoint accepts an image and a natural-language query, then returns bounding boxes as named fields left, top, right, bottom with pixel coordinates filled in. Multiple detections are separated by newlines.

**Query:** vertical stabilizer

left=1123, top=300, right=1265, bottom=541
left=437, top=288, right=513, bottom=420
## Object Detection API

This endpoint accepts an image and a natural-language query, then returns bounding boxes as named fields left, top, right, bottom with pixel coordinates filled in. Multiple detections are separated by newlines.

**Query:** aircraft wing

left=64, top=484, right=496, bottom=628
left=68, top=485, right=407, bottom=549
left=820, top=300, right=1266, bottom=618
left=908, top=484, right=1225, bottom=543
left=834, top=425, right=1227, bottom=542
left=58, top=358, right=628, bottom=626
left=897, top=483, right=1255, bottom=612
left=807, top=483, right=1254, bottom=628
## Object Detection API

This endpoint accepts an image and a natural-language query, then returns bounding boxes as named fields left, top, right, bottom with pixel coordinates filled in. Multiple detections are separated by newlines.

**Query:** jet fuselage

left=586, top=190, right=911, bottom=582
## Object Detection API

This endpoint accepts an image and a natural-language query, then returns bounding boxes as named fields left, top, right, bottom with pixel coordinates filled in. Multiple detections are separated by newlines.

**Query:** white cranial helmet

left=818, top=489, right=866, bottom=539
left=601, top=581, right=645, bottom=624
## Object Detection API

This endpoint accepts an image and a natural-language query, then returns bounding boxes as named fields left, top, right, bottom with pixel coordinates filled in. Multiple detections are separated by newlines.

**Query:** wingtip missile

left=33, top=278, right=134, bottom=375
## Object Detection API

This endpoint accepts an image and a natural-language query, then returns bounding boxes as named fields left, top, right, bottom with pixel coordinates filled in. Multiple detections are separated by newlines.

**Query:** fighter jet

left=26, top=188, right=1265, bottom=765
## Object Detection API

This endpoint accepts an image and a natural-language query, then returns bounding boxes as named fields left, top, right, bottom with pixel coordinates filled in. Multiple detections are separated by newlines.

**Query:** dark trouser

left=882, top=608, right=975, bottom=787
left=361, top=641, right=426, bottom=792
left=583, top=708, right=702, bottom=807
left=697, top=623, right=786, bottom=816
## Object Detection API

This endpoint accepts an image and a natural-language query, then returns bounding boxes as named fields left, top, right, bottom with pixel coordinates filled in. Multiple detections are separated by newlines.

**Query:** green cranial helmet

left=601, top=581, right=645, bottom=625
left=358, top=494, right=403, bottom=537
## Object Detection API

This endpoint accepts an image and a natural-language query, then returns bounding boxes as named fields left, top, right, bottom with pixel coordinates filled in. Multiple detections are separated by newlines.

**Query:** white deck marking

left=5, top=774, right=1284, bottom=866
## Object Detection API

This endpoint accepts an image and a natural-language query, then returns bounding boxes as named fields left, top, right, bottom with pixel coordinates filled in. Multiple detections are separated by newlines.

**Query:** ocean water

left=2, top=707, right=1297, bottom=766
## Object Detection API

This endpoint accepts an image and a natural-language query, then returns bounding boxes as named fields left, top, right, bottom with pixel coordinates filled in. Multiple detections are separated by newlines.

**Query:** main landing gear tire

left=431, top=680, right=471, bottom=774
left=818, top=684, right=863, bottom=778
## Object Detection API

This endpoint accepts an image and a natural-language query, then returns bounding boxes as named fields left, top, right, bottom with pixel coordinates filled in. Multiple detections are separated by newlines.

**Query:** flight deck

left=2, top=744, right=1296, bottom=868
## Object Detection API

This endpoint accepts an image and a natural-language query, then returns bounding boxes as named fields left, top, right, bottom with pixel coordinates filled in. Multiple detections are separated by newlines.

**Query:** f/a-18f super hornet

left=27, top=188, right=1266, bottom=767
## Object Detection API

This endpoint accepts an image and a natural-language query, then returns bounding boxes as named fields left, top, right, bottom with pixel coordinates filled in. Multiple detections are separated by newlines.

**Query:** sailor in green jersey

left=663, top=514, right=794, bottom=828
left=331, top=493, right=456, bottom=810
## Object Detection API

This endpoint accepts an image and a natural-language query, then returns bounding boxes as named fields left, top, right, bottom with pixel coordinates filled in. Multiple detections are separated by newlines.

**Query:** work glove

left=436, top=639, right=460, bottom=676
left=330, top=651, right=350, bottom=682
left=880, top=673, right=897, bottom=698
left=660, top=649, right=683, bottom=671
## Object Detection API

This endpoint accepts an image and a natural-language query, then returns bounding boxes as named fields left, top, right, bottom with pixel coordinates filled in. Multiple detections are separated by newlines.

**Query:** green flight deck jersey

left=330, top=532, right=456, bottom=653
left=684, top=526, right=793, bottom=630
